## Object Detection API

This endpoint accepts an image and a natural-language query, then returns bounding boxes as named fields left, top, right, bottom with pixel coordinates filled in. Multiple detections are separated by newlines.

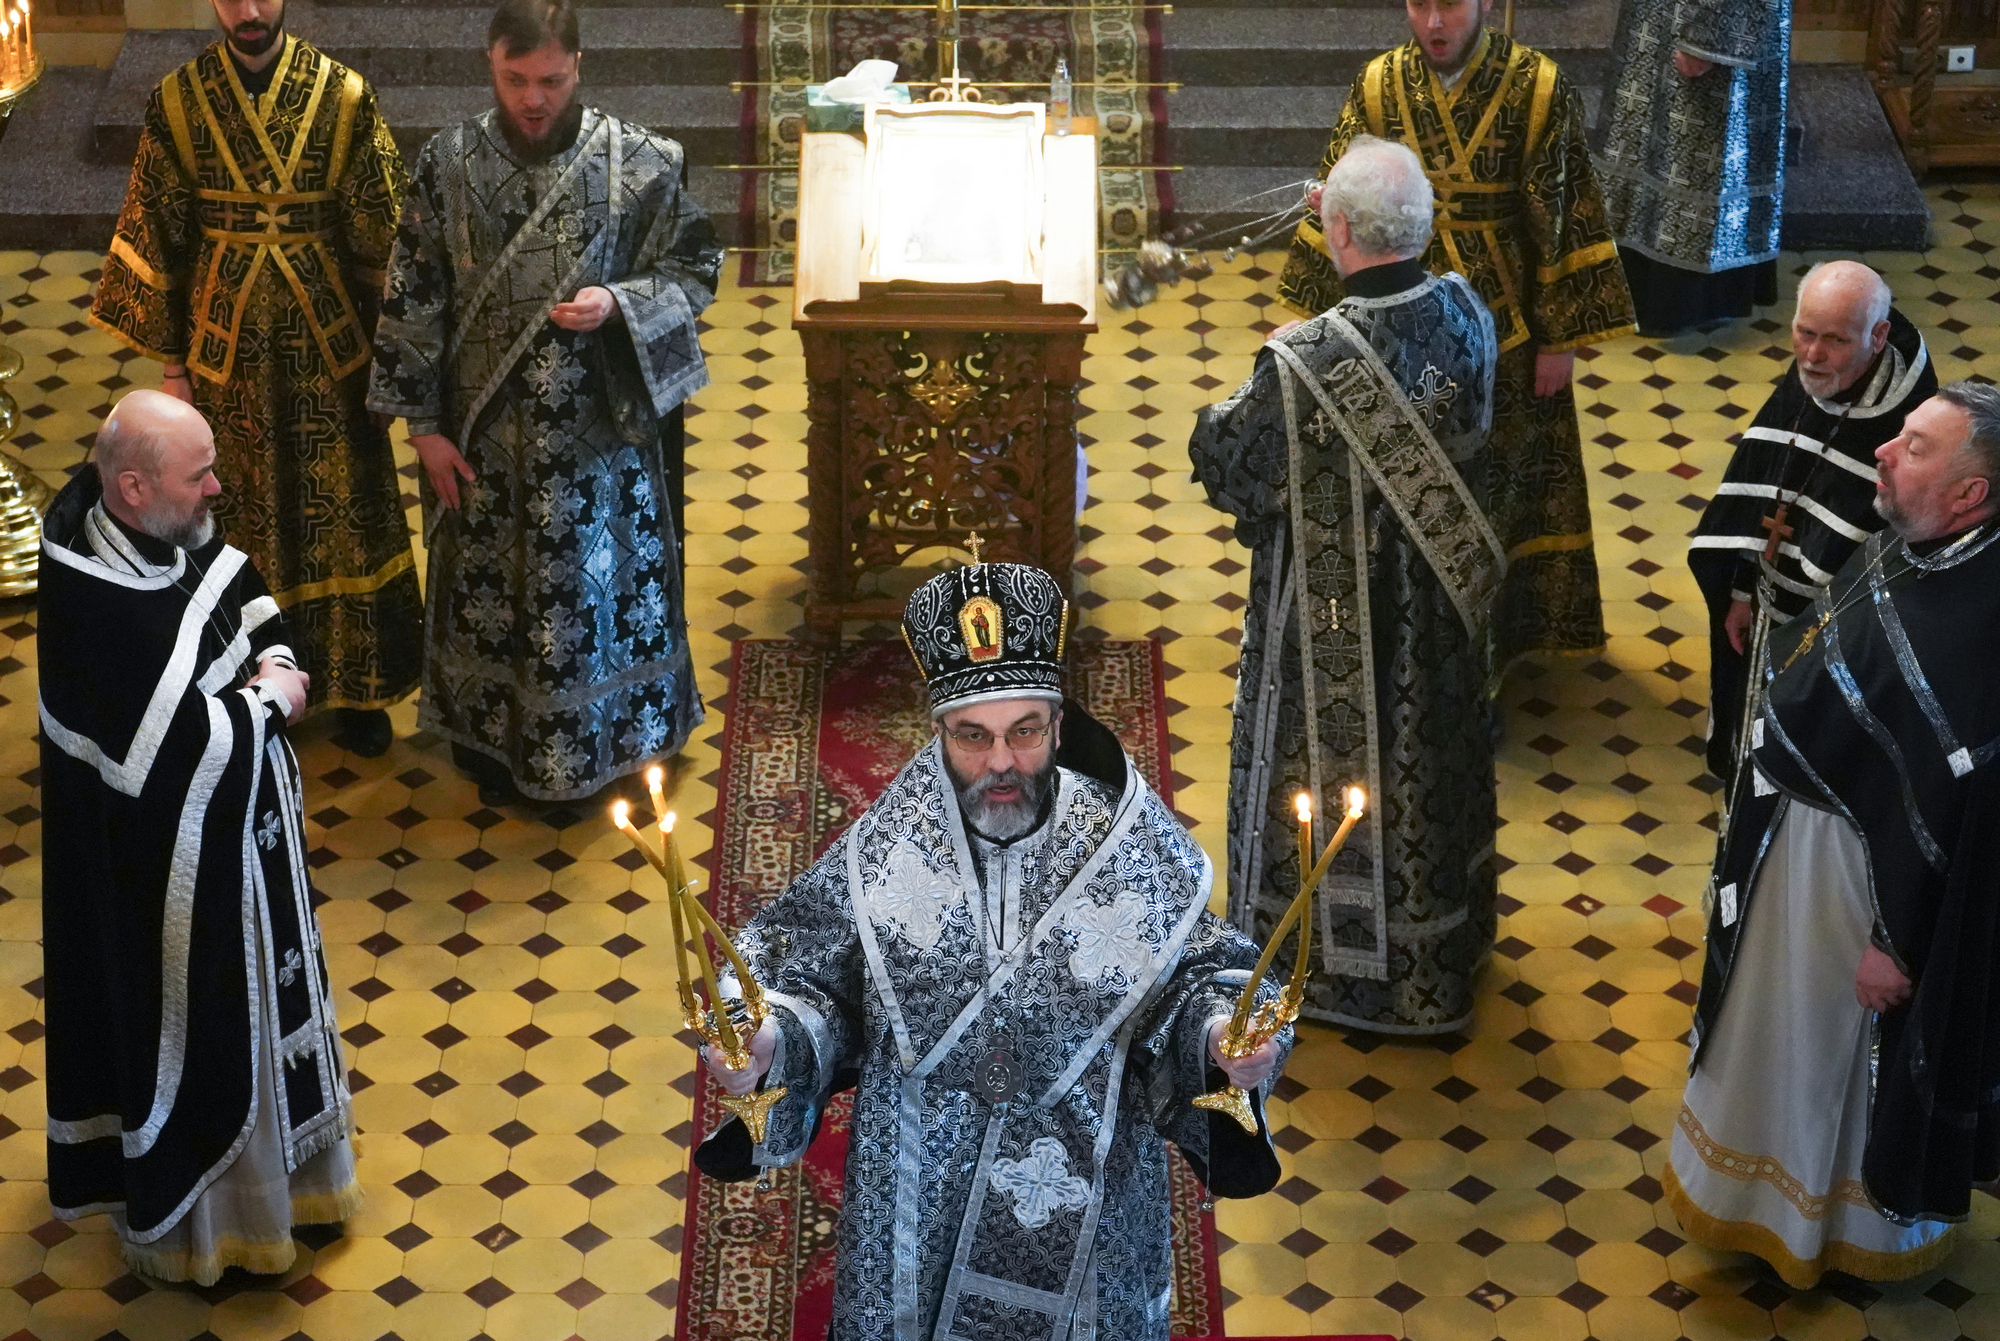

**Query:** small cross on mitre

left=965, top=531, right=985, bottom=566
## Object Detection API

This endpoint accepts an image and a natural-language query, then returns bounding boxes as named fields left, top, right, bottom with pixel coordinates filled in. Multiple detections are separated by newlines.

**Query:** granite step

left=1780, top=64, right=1929, bottom=251
left=1161, top=6, right=1613, bottom=88
left=0, top=66, right=744, bottom=249
left=0, top=67, right=138, bottom=254
left=93, top=12, right=743, bottom=162
left=1164, top=73, right=1926, bottom=257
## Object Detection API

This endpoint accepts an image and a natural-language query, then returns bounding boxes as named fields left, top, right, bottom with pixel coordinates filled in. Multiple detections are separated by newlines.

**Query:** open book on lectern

left=861, top=101, right=1047, bottom=287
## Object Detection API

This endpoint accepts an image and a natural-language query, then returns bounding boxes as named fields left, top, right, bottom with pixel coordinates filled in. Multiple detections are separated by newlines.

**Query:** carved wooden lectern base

left=792, top=127, right=1099, bottom=637
left=798, top=290, right=1087, bottom=634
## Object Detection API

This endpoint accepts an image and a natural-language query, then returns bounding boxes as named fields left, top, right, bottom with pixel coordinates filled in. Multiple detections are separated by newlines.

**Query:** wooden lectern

left=792, top=102, right=1099, bottom=637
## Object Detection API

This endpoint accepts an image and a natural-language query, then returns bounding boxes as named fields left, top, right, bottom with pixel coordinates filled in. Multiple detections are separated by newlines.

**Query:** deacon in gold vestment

left=1280, top=0, right=1636, bottom=664
left=90, top=15, right=420, bottom=752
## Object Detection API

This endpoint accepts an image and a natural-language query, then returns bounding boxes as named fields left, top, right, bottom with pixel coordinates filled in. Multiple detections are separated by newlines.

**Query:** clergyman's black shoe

left=452, top=745, right=518, bottom=808
left=332, top=708, right=394, bottom=759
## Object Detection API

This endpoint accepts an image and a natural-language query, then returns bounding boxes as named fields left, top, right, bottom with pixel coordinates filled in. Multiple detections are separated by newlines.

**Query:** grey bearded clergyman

left=694, top=556, right=1292, bottom=1341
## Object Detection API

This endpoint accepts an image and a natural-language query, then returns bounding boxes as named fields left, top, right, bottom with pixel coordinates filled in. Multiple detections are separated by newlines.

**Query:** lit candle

left=658, top=810, right=699, bottom=1023
left=1294, top=792, right=1312, bottom=899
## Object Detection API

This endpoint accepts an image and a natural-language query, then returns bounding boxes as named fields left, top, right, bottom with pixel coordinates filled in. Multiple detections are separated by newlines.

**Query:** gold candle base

left=1190, top=1084, right=1259, bottom=1135
left=719, top=1084, right=791, bottom=1145
left=0, top=343, right=52, bottom=599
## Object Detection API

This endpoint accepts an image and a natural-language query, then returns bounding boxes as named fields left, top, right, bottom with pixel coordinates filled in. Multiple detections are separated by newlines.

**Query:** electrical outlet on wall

left=1947, top=45, right=1977, bottom=71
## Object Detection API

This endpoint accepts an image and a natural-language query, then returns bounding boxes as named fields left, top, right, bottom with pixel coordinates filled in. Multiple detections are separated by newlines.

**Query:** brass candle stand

left=1192, top=786, right=1366, bottom=1133
left=0, top=341, right=52, bottom=599
left=612, top=769, right=789, bottom=1143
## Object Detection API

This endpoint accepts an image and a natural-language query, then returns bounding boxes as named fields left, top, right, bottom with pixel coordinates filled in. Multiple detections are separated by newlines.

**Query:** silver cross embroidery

left=256, top=811, right=280, bottom=851
left=1408, top=364, right=1459, bottom=419
left=1305, top=405, right=1338, bottom=444
left=277, top=948, right=304, bottom=987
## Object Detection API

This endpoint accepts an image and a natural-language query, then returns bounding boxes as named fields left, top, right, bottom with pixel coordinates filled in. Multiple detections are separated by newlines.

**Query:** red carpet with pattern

left=676, top=637, right=1223, bottom=1340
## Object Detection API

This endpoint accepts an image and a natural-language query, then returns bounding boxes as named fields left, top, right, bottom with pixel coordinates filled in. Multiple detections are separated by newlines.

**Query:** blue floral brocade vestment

left=368, top=108, right=722, bottom=798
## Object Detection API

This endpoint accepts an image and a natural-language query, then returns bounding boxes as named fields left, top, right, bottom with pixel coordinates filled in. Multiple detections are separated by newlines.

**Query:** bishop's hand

left=1206, top=1018, right=1283, bottom=1092
left=1672, top=51, right=1715, bottom=78
left=703, top=1016, right=777, bottom=1097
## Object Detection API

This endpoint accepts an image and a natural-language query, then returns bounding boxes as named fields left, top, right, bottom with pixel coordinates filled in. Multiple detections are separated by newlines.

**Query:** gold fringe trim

left=120, top=1178, right=362, bottom=1286
left=1663, top=1161, right=1959, bottom=1289
left=292, top=1177, right=366, bottom=1226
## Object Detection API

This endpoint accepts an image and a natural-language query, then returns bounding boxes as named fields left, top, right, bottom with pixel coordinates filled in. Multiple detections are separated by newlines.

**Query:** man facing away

left=89, top=0, right=421, bottom=759
left=1193, top=138, right=1502, bottom=1034
left=696, top=560, right=1288, bottom=1341
left=1278, top=0, right=1636, bottom=671
left=39, top=392, right=355, bottom=1283
left=369, top=0, right=723, bottom=806
left=1689, top=260, right=1934, bottom=783
left=1671, top=381, right=2000, bottom=1285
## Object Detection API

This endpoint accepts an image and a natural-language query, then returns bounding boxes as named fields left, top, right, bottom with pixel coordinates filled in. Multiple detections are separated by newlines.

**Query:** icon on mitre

left=959, top=596, right=1004, bottom=662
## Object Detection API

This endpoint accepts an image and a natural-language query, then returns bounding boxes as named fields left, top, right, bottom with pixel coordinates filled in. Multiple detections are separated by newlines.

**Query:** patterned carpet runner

left=741, top=1, right=1168, bottom=285
left=677, top=637, right=1222, bottom=1340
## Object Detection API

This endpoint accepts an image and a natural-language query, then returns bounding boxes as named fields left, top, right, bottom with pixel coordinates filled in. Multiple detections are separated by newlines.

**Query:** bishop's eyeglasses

left=943, top=720, right=1057, bottom=753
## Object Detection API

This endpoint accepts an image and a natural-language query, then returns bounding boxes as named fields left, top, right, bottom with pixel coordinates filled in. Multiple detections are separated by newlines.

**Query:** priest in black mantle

left=1688, top=260, right=1934, bottom=782
left=1669, top=380, right=2000, bottom=1285
left=38, top=391, right=356, bottom=1282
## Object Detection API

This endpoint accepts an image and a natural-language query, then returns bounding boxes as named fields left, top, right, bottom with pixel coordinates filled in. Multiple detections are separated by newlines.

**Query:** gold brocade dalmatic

left=1280, top=33, right=1638, bottom=662
left=90, top=36, right=422, bottom=713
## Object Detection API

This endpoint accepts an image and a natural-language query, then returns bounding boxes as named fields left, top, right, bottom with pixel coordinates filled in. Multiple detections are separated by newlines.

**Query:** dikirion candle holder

left=1191, top=786, right=1366, bottom=1133
left=611, top=768, right=788, bottom=1143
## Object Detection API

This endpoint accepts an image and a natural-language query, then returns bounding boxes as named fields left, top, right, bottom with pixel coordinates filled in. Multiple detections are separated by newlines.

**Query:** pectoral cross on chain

left=1759, top=502, right=1794, bottom=563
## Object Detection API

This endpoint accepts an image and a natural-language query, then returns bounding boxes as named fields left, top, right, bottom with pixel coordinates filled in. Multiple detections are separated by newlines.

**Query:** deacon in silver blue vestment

left=367, top=19, right=721, bottom=801
left=697, top=561, right=1290, bottom=1341
left=1597, top=0, right=1789, bottom=332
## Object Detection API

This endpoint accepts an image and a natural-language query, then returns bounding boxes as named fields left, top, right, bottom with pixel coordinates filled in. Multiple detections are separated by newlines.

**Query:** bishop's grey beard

left=947, top=753, right=1058, bottom=841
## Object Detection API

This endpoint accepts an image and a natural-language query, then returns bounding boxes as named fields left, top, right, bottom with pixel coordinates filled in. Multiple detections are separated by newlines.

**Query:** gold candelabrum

left=0, top=340, right=52, bottom=599
left=0, top=2, right=50, bottom=601
left=611, top=769, right=789, bottom=1143
left=0, top=1, right=38, bottom=105
left=1191, top=786, right=1366, bottom=1134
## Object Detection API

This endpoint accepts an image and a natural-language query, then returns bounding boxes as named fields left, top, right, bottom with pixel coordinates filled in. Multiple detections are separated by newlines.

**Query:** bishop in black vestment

left=1688, top=261, right=1934, bottom=782
left=1670, top=382, right=2000, bottom=1285
left=38, top=393, right=354, bottom=1283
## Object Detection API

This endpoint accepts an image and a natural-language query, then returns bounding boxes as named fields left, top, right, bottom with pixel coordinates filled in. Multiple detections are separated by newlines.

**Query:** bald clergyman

left=1688, top=260, right=1936, bottom=783
left=38, top=391, right=357, bottom=1283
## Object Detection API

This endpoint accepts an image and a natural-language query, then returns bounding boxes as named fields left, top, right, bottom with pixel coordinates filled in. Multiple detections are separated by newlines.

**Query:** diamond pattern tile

left=1, top=192, right=2000, bottom=1339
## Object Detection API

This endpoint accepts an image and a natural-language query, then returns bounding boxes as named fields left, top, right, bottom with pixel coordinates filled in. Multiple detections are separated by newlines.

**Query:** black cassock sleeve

left=1864, top=767, right=2000, bottom=1221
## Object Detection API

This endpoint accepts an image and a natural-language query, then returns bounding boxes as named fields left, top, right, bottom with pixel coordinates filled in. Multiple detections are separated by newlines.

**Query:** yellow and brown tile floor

left=5, top=186, right=2000, bottom=1340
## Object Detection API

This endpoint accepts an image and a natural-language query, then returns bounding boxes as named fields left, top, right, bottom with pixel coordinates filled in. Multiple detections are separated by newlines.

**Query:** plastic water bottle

left=1050, top=58, right=1073, bottom=136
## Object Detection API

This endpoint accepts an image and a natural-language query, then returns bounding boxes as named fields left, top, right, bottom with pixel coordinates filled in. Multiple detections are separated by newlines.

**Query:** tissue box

left=805, top=83, right=912, bottom=133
